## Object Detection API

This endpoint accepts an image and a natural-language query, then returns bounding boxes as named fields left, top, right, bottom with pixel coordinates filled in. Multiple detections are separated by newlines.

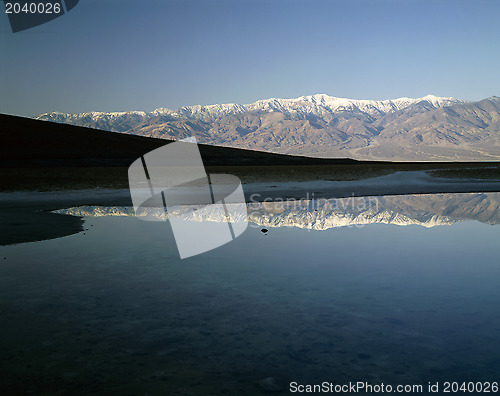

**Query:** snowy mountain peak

left=245, top=93, right=463, bottom=116
left=36, top=94, right=463, bottom=125
left=418, top=94, right=461, bottom=108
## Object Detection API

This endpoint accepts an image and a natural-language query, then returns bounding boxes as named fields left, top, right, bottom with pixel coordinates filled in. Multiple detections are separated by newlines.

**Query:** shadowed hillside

left=0, top=114, right=362, bottom=167
left=1, top=113, right=499, bottom=192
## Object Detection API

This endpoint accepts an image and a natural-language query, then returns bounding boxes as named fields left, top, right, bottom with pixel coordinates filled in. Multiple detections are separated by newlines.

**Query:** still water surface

left=1, top=193, right=499, bottom=394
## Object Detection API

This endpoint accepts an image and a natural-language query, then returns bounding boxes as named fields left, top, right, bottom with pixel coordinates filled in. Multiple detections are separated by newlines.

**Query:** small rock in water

left=256, top=377, right=282, bottom=392
left=261, top=228, right=268, bottom=234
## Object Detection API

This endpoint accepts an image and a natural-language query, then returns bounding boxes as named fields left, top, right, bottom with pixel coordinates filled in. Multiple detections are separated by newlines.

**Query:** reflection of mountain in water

left=53, top=193, right=500, bottom=230
left=248, top=193, right=500, bottom=229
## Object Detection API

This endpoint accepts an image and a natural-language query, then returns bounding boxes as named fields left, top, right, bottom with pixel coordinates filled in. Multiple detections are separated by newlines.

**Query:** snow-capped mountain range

left=36, top=94, right=500, bottom=161
left=38, top=94, right=462, bottom=124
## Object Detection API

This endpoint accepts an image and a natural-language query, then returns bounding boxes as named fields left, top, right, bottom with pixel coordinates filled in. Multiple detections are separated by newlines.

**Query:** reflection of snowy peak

left=247, top=201, right=457, bottom=230
left=53, top=192, right=500, bottom=231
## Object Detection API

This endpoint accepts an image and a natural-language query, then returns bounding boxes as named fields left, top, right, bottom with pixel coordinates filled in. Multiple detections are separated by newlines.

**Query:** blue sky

left=1, top=0, right=499, bottom=117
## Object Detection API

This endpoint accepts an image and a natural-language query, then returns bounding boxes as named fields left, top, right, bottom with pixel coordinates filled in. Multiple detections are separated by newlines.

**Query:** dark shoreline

left=2, top=162, right=500, bottom=192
